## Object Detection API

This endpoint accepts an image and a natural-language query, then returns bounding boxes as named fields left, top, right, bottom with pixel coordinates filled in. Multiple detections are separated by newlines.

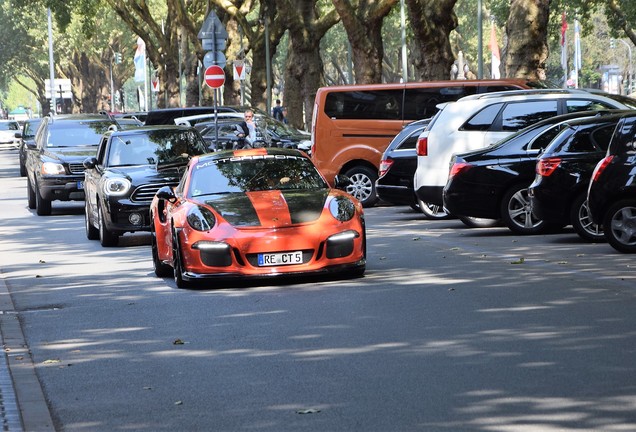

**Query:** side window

left=397, top=131, right=421, bottom=150
left=404, top=87, right=468, bottom=120
left=35, top=121, right=48, bottom=149
left=479, top=85, right=522, bottom=93
left=500, top=101, right=558, bottom=131
left=324, top=90, right=403, bottom=120
left=528, top=124, right=564, bottom=151
left=564, top=126, right=597, bottom=153
left=461, top=103, right=504, bottom=131
left=566, top=99, right=618, bottom=113
left=589, top=124, right=616, bottom=152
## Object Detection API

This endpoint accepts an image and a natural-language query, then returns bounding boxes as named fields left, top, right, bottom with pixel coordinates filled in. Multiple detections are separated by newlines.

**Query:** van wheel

left=570, top=193, right=604, bottom=243
left=344, top=166, right=378, bottom=208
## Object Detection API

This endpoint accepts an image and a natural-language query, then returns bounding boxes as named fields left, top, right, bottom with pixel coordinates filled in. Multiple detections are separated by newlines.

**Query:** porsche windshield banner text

left=195, top=154, right=304, bottom=170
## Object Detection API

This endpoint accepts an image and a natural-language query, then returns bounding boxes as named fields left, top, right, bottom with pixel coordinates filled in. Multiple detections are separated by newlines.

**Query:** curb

left=0, top=270, right=55, bottom=431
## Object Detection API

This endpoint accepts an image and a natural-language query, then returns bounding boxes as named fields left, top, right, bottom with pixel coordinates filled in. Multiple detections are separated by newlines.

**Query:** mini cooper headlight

left=103, top=178, right=131, bottom=196
left=186, top=206, right=216, bottom=231
left=329, top=196, right=356, bottom=222
left=41, top=162, right=65, bottom=175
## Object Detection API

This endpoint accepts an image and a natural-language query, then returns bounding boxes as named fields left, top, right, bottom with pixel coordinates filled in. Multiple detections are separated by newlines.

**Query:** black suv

left=83, top=125, right=209, bottom=246
left=588, top=112, right=636, bottom=252
left=25, top=114, right=118, bottom=215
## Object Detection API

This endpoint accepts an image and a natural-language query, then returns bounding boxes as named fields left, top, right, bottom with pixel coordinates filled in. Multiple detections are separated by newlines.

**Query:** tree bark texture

left=331, top=0, right=398, bottom=84
left=504, top=0, right=550, bottom=80
left=406, top=0, right=458, bottom=81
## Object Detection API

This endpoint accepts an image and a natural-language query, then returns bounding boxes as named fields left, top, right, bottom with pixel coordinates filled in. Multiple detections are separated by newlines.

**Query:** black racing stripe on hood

left=205, top=193, right=261, bottom=227
left=281, top=189, right=328, bottom=224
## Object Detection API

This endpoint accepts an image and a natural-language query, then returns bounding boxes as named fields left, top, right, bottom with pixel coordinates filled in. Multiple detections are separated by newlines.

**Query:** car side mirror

left=14, top=132, right=22, bottom=139
left=156, top=185, right=177, bottom=203
left=83, top=157, right=98, bottom=169
left=334, top=174, right=352, bottom=190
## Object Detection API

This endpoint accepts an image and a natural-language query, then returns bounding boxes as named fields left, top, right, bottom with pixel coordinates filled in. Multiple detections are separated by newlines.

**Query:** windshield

left=108, top=129, right=207, bottom=167
left=0, top=122, right=19, bottom=131
left=47, top=120, right=116, bottom=147
left=189, top=153, right=328, bottom=197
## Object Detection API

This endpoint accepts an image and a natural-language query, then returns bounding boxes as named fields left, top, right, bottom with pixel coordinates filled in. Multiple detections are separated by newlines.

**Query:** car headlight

left=186, top=206, right=216, bottom=231
left=103, top=178, right=131, bottom=196
left=41, top=162, right=65, bottom=175
left=329, top=196, right=356, bottom=222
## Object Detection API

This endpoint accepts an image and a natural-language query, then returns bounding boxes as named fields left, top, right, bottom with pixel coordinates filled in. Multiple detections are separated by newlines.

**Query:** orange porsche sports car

left=150, top=147, right=366, bottom=287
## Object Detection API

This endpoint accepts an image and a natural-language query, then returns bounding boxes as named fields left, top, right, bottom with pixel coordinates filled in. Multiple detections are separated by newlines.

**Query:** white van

left=413, top=89, right=636, bottom=212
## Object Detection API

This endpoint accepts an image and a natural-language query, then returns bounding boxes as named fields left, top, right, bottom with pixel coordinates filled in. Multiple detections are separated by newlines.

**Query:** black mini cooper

left=83, top=125, right=209, bottom=247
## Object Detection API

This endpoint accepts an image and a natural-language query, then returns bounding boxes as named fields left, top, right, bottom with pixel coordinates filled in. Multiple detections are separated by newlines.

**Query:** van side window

left=500, top=101, right=558, bottom=130
left=461, top=103, right=504, bottom=131
left=324, top=90, right=403, bottom=120
left=404, top=87, right=469, bottom=120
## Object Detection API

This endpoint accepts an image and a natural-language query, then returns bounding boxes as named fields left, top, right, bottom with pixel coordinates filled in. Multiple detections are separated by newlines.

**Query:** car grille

left=131, top=183, right=178, bottom=202
left=68, top=163, right=85, bottom=174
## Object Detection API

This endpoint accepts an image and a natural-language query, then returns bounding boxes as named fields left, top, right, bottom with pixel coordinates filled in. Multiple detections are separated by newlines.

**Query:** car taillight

left=536, top=157, right=561, bottom=177
left=448, top=162, right=472, bottom=179
left=416, top=136, right=428, bottom=156
left=592, top=155, right=614, bottom=182
left=379, top=159, right=393, bottom=177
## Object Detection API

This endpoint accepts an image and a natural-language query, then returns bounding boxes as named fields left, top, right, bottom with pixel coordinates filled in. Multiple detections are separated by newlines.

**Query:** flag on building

left=489, top=22, right=501, bottom=79
left=134, top=37, right=146, bottom=83
left=561, top=12, right=568, bottom=74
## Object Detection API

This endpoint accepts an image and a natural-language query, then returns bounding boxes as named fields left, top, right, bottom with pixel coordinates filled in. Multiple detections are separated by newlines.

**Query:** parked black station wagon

left=588, top=112, right=636, bottom=253
left=83, top=125, right=209, bottom=247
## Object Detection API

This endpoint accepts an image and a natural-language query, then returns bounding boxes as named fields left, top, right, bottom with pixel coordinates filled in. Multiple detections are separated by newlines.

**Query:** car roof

left=105, top=124, right=195, bottom=138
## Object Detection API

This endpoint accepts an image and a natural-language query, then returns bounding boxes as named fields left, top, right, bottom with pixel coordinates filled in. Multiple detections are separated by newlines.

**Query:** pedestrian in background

left=272, top=99, right=284, bottom=122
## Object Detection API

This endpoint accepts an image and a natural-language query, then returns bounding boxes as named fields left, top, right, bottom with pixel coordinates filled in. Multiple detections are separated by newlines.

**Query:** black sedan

left=528, top=113, right=626, bottom=242
left=83, top=126, right=209, bottom=247
left=443, top=111, right=623, bottom=234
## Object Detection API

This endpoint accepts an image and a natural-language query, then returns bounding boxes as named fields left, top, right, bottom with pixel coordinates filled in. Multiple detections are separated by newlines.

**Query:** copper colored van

left=310, top=79, right=538, bottom=207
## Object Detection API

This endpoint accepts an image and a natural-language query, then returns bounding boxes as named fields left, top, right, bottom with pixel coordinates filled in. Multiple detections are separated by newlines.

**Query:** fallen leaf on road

left=175, top=400, right=183, bottom=405
left=510, top=257, right=525, bottom=264
left=296, top=408, right=320, bottom=414
left=43, top=359, right=60, bottom=364
left=173, top=339, right=185, bottom=345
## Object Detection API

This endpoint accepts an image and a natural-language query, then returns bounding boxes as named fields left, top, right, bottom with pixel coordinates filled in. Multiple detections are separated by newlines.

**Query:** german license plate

left=77, top=181, right=84, bottom=190
left=258, top=251, right=303, bottom=266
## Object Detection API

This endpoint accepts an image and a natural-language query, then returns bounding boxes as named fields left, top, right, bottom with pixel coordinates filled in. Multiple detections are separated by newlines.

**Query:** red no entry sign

left=204, top=65, right=225, bottom=89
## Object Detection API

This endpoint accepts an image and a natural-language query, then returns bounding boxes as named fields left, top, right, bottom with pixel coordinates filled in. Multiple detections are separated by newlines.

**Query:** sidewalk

left=0, top=270, right=54, bottom=431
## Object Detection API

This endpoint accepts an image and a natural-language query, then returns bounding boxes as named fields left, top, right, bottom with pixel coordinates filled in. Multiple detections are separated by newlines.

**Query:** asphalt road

left=1, top=147, right=636, bottom=431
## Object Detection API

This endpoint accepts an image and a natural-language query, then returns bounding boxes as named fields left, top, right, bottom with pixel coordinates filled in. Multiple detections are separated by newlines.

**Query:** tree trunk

left=279, top=1, right=339, bottom=130
left=406, top=0, right=458, bottom=80
left=332, top=0, right=398, bottom=84
left=504, top=0, right=550, bottom=80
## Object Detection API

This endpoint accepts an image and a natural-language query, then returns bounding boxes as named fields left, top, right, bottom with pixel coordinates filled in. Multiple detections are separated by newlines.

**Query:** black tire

left=172, top=229, right=190, bottom=288
left=19, top=161, right=26, bottom=177
left=500, top=185, right=547, bottom=235
left=603, top=199, right=636, bottom=253
left=27, top=178, right=36, bottom=210
left=151, top=220, right=172, bottom=277
left=570, top=193, right=604, bottom=243
left=459, top=215, right=501, bottom=228
left=85, top=200, right=99, bottom=240
left=98, top=204, right=119, bottom=247
left=34, top=180, right=52, bottom=216
left=417, top=198, right=451, bottom=220
left=344, top=166, right=378, bottom=208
